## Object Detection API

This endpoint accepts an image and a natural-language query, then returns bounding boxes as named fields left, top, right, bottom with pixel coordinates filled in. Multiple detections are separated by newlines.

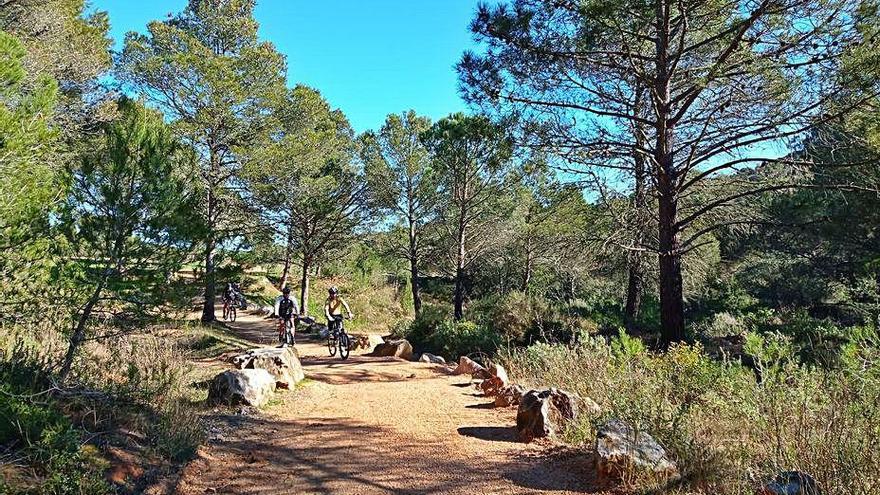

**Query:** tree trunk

left=521, top=239, right=533, bottom=294
left=658, top=202, right=685, bottom=344
left=624, top=141, right=648, bottom=333
left=657, top=164, right=685, bottom=344
left=408, top=218, right=422, bottom=317
left=453, top=229, right=466, bottom=321
left=278, top=223, right=294, bottom=290
left=410, top=256, right=422, bottom=318
left=654, top=5, right=685, bottom=346
left=59, top=277, right=107, bottom=381
left=200, top=158, right=218, bottom=323
left=624, top=258, right=644, bottom=332
left=454, top=266, right=465, bottom=320
left=300, top=257, right=310, bottom=316
left=200, top=231, right=216, bottom=323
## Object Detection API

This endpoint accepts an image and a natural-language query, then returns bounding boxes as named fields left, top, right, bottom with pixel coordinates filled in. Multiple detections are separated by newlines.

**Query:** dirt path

left=175, top=311, right=604, bottom=495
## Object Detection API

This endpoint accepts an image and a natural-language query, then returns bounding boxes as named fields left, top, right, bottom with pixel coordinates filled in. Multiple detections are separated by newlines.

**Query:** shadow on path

left=181, top=415, right=599, bottom=495
left=457, top=426, right=520, bottom=443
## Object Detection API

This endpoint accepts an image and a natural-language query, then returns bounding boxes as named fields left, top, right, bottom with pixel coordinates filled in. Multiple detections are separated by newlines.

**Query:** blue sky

left=92, top=0, right=481, bottom=133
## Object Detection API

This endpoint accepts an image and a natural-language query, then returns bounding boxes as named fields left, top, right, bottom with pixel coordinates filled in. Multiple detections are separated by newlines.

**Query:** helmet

left=282, top=287, right=291, bottom=295
left=328, top=286, right=339, bottom=296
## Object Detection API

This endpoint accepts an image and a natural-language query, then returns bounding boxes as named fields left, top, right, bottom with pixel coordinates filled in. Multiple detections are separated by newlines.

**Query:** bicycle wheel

left=328, top=334, right=337, bottom=356
left=339, top=332, right=350, bottom=360
left=230, top=306, right=237, bottom=322
left=284, top=321, right=294, bottom=345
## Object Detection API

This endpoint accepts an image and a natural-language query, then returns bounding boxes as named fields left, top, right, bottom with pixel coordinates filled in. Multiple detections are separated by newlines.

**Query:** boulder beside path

left=208, top=369, right=276, bottom=407
left=495, top=384, right=527, bottom=407
left=453, top=356, right=488, bottom=378
left=516, top=388, right=581, bottom=441
left=419, top=353, right=447, bottom=365
left=595, top=419, right=678, bottom=484
left=349, top=334, right=385, bottom=353
left=369, top=339, right=414, bottom=360
left=230, top=346, right=305, bottom=389
left=480, top=363, right=510, bottom=396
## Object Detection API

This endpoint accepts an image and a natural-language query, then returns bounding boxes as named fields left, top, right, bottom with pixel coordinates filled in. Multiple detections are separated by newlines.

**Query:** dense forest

left=2, top=0, right=880, bottom=494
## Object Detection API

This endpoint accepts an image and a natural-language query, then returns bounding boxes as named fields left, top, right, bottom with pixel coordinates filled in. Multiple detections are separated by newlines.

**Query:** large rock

left=759, top=471, right=820, bottom=495
left=595, top=419, right=678, bottom=483
left=453, top=356, right=488, bottom=378
left=516, top=388, right=581, bottom=441
left=230, top=347, right=304, bottom=389
left=349, top=334, right=384, bottom=352
left=487, top=362, right=509, bottom=383
left=369, top=339, right=414, bottom=360
left=480, top=376, right=506, bottom=397
left=495, top=384, right=526, bottom=407
left=208, top=369, right=276, bottom=407
left=419, top=353, right=447, bottom=365
left=480, top=363, right=510, bottom=396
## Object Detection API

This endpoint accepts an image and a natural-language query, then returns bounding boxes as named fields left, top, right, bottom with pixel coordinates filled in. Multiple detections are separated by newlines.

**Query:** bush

left=403, top=305, right=500, bottom=358
left=500, top=336, right=880, bottom=494
left=431, top=319, right=500, bottom=359
left=0, top=322, right=206, bottom=492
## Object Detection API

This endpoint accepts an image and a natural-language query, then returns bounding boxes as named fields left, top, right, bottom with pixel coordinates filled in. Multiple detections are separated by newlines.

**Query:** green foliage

left=0, top=334, right=112, bottom=494
left=403, top=305, right=501, bottom=358
left=0, top=0, right=112, bottom=132
left=0, top=30, right=60, bottom=321
left=119, top=0, right=288, bottom=320
left=609, top=328, right=647, bottom=360
left=54, top=97, right=196, bottom=377
left=243, top=84, right=368, bottom=312
left=502, top=336, right=880, bottom=493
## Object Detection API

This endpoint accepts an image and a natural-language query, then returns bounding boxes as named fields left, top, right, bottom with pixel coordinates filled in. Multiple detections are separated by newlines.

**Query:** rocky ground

left=173, top=311, right=606, bottom=495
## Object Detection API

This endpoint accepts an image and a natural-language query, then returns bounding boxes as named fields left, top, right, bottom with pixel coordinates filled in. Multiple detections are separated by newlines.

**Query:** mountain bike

left=223, top=295, right=237, bottom=322
left=278, top=316, right=296, bottom=347
left=327, top=315, right=350, bottom=360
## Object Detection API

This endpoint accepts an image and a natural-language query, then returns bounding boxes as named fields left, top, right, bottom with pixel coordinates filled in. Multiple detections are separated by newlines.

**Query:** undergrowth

left=499, top=329, right=880, bottom=494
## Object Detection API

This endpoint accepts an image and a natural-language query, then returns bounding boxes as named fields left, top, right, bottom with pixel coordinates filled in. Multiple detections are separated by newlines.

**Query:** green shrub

left=402, top=306, right=501, bottom=358
left=0, top=322, right=207, bottom=491
left=501, top=336, right=880, bottom=494
left=431, top=319, right=500, bottom=359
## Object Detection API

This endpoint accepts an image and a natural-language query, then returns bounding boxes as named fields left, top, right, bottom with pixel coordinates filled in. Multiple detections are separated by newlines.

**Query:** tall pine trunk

left=300, top=257, right=310, bottom=317
left=408, top=219, right=422, bottom=317
left=656, top=148, right=685, bottom=344
left=658, top=192, right=685, bottom=345
left=654, top=6, right=685, bottom=346
left=454, top=228, right=466, bottom=321
left=624, top=142, right=648, bottom=333
left=201, top=234, right=216, bottom=323
left=201, top=154, right=218, bottom=323
left=278, top=222, right=294, bottom=290
left=59, top=276, right=108, bottom=381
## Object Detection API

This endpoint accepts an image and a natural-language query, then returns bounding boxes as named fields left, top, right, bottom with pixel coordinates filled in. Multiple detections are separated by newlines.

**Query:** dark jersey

left=278, top=297, right=296, bottom=320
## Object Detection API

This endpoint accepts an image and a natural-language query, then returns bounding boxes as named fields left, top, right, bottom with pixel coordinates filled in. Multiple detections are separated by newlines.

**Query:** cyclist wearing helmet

left=276, top=287, right=299, bottom=346
left=324, top=286, right=353, bottom=332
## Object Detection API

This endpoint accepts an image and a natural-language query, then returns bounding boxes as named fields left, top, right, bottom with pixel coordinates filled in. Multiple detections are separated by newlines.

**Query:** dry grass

left=499, top=334, right=880, bottom=494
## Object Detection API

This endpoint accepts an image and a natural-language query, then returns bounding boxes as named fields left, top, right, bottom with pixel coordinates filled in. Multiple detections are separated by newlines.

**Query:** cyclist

left=222, top=282, right=238, bottom=318
left=275, top=286, right=299, bottom=347
left=324, top=286, right=353, bottom=335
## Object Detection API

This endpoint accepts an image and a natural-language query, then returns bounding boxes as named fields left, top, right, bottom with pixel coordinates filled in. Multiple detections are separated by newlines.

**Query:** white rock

left=208, top=369, right=276, bottom=407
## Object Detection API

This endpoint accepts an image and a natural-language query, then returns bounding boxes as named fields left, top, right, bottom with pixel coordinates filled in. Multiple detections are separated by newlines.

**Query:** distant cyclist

left=222, top=282, right=240, bottom=320
left=223, top=282, right=237, bottom=304
left=275, top=287, right=299, bottom=347
left=324, top=286, right=353, bottom=334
